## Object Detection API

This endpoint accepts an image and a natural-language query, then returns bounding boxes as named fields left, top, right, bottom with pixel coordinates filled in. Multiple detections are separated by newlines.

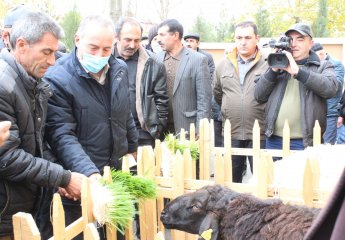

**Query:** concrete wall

left=200, top=38, right=345, bottom=66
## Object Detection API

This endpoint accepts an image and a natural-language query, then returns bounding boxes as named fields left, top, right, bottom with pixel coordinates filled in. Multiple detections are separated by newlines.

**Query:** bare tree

left=109, top=0, right=123, bottom=22
left=154, top=0, right=183, bottom=21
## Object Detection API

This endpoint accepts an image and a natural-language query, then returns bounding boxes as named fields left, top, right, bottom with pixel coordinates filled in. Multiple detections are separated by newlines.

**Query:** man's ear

left=15, top=37, right=28, bottom=53
left=198, top=212, right=219, bottom=240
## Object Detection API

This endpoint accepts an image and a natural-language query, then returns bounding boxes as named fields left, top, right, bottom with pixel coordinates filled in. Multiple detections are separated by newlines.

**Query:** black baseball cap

left=285, top=23, right=313, bottom=39
left=183, top=33, right=200, bottom=41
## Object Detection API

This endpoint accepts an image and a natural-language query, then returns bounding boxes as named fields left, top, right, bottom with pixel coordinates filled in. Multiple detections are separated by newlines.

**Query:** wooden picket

left=13, top=118, right=344, bottom=240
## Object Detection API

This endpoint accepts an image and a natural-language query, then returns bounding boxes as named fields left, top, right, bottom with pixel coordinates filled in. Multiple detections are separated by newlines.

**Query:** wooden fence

left=13, top=118, right=344, bottom=240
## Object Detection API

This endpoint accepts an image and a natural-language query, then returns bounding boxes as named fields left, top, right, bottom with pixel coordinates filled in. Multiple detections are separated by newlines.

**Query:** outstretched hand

left=60, top=172, right=85, bottom=200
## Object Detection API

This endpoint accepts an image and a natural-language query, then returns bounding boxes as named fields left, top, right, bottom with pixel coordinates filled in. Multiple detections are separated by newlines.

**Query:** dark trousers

left=214, top=120, right=223, bottom=147
left=231, top=139, right=266, bottom=183
left=37, top=187, right=55, bottom=240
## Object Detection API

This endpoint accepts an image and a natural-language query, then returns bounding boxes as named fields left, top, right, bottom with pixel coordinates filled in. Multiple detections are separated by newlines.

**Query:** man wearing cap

left=214, top=21, right=268, bottom=182
left=255, top=23, right=338, bottom=152
left=183, top=33, right=224, bottom=147
left=0, top=4, right=31, bottom=50
left=312, top=42, right=344, bottom=144
left=184, top=33, right=215, bottom=79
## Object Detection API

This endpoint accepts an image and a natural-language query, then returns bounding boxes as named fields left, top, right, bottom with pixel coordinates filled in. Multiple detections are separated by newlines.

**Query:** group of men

left=0, top=4, right=343, bottom=240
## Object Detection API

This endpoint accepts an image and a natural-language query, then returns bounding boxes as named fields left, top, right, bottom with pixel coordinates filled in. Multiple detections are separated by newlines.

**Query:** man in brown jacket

left=213, top=21, right=268, bottom=182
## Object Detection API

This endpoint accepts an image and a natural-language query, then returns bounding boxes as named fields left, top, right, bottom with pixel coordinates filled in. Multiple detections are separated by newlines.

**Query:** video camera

left=266, top=35, right=292, bottom=68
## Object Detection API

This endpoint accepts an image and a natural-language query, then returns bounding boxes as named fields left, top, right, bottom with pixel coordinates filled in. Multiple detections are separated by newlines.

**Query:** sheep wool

left=160, top=185, right=320, bottom=240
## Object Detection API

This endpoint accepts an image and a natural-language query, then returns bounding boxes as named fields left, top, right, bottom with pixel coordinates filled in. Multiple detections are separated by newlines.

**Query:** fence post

left=81, top=177, right=94, bottom=227
left=13, top=212, right=41, bottom=240
left=180, top=128, right=186, bottom=141
left=101, top=166, right=118, bottom=240
left=155, top=140, right=162, bottom=176
left=303, top=158, right=314, bottom=207
left=52, top=193, right=66, bottom=240
left=223, top=119, right=231, bottom=154
left=189, top=123, right=195, bottom=142
left=170, top=150, right=186, bottom=239
left=214, top=150, right=225, bottom=184
left=252, top=120, right=261, bottom=183
left=139, top=146, right=157, bottom=240
left=256, top=151, right=271, bottom=199
left=183, top=149, right=194, bottom=179
left=313, top=120, right=321, bottom=146
left=84, top=223, right=100, bottom=240
left=224, top=152, right=233, bottom=183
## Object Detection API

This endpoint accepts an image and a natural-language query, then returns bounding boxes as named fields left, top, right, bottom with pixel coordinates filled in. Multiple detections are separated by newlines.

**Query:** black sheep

left=160, top=185, right=320, bottom=240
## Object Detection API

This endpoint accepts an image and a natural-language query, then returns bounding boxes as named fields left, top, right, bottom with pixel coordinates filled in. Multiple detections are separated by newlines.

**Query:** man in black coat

left=0, top=12, right=84, bottom=238
left=114, top=17, right=168, bottom=147
left=43, top=15, right=138, bottom=239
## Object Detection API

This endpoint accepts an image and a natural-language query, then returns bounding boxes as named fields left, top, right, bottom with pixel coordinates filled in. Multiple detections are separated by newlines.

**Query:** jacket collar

left=227, top=47, right=262, bottom=73
left=0, top=48, right=38, bottom=93
left=304, top=50, right=321, bottom=66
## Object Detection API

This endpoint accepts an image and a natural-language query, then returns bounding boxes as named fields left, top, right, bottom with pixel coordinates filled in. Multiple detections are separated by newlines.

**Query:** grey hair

left=114, top=17, right=143, bottom=38
left=77, top=15, right=115, bottom=37
left=10, top=11, right=64, bottom=50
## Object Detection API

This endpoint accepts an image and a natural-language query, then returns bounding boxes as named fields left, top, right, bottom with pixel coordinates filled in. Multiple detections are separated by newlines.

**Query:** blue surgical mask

left=80, top=53, right=110, bottom=73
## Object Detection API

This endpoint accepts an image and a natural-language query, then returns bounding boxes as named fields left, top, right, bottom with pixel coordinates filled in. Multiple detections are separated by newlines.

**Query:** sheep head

left=160, top=185, right=237, bottom=239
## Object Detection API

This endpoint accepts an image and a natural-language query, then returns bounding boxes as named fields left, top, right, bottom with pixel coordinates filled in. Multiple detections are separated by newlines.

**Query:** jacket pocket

left=145, top=95, right=159, bottom=125
left=79, top=108, right=88, bottom=140
left=183, top=110, right=197, bottom=118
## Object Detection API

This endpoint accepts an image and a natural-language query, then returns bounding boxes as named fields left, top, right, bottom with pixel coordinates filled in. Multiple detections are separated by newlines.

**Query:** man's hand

left=0, top=121, right=11, bottom=147
left=281, top=50, right=299, bottom=76
left=337, top=116, right=344, bottom=128
left=63, top=172, right=85, bottom=200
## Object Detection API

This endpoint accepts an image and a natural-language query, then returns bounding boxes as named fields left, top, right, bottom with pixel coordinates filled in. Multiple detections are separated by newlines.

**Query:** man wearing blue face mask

left=42, top=15, right=138, bottom=240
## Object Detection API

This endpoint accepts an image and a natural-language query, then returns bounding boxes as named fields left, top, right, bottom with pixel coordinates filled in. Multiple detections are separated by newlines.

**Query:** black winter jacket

left=134, top=47, right=168, bottom=138
left=255, top=51, right=338, bottom=147
left=44, top=49, right=138, bottom=176
left=0, top=49, right=71, bottom=236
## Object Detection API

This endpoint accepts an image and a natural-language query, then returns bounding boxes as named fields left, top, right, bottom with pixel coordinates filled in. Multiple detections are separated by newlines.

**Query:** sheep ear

left=198, top=212, right=219, bottom=240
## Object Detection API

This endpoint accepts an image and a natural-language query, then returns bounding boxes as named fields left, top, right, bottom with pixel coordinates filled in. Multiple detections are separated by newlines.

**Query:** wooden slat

left=52, top=193, right=65, bottom=240
left=13, top=212, right=41, bottom=240
left=313, top=120, right=321, bottom=146
left=84, top=223, right=100, bottom=240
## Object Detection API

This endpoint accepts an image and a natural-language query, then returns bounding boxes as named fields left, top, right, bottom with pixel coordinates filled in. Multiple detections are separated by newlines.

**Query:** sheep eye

left=192, top=205, right=200, bottom=210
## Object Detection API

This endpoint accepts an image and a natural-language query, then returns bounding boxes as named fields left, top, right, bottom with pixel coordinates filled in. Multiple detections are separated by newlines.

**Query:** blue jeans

left=323, top=116, right=338, bottom=144
left=266, top=135, right=304, bottom=161
left=336, top=125, right=345, bottom=144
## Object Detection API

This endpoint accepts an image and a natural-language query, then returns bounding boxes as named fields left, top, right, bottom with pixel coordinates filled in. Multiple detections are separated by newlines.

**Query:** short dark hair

left=235, top=21, right=258, bottom=35
left=115, top=17, right=143, bottom=38
left=158, top=19, right=183, bottom=40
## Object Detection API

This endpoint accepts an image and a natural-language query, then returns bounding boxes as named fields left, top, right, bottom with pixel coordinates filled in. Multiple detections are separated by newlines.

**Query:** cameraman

left=254, top=23, right=338, bottom=154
